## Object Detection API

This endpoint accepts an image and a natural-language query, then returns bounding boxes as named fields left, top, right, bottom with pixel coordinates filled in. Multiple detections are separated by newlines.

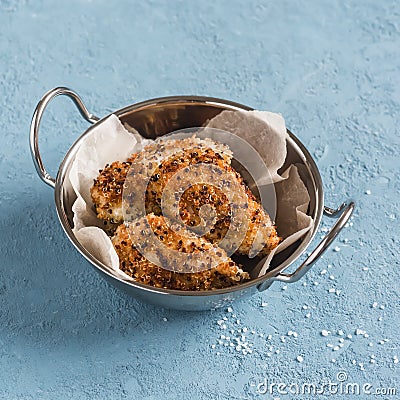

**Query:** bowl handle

left=258, top=200, right=355, bottom=291
left=30, top=87, right=100, bottom=188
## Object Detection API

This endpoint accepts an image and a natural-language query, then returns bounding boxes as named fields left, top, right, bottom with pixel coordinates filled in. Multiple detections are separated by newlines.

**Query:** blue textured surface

left=0, top=1, right=399, bottom=399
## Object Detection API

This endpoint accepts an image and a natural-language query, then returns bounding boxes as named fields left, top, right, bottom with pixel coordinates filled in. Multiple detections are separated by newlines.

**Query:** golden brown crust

left=112, top=214, right=250, bottom=291
left=91, top=137, right=281, bottom=258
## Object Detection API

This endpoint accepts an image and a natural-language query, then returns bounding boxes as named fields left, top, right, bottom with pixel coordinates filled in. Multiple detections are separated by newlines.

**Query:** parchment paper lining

left=69, top=111, right=314, bottom=282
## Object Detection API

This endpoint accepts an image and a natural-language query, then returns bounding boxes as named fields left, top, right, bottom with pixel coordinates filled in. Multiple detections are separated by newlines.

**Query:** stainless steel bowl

left=30, top=87, right=355, bottom=311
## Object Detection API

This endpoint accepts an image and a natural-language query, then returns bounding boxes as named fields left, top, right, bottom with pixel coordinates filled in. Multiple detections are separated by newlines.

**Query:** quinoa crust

left=112, top=214, right=250, bottom=291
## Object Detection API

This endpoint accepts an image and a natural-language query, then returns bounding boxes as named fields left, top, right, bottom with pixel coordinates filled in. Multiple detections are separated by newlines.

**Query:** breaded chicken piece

left=90, top=137, right=231, bottom=229
left=112, top=214, right=250, bottom=290
left=92, top=136, right=280, bottom=257
left=90, top=160, right=132, bottom=233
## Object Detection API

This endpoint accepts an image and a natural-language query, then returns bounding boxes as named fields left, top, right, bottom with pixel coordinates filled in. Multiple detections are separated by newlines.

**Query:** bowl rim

left=54, top=95, right=324, bottom=296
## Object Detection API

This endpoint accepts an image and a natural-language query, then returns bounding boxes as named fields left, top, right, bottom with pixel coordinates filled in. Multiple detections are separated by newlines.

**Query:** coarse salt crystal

left=321, top=330, right=330, bottom=337
left=328, top=288, right=336, bottom=293
left=339, top=338, right=344, bottom=343
left=333, top=346, right=340, bottom=351
left=338, top=330, right=344, bottom=336
left=282, top=285, right=288, bottom=290
left=261, top=302, right=268, bottom=307
left=275, top=349, right=280, bottom=354
left=369, top=342, right=373, bottom=347
left=163, top=317, right=168, bottom=322
left=306, top=313, right=311, bottom=318
left=372, top=302, right=378, bottom=308
left=302, top=305, right=308, bottom=310
left=321, top=269, right=327, bottom=275
left=347, top=334, right=353, bottom=339
left=329, top=275, right=335, bottom=280
left=227, top=307, right=233, bottom=313
left=314, top=281, right=319, bottom=286
left=296, top=355, right=304, bottom=363
left=333, top=246, right=340, bottom=252
left=365, top=190, right=371, bottom=195
left=379, top=305, right=385, bottom=309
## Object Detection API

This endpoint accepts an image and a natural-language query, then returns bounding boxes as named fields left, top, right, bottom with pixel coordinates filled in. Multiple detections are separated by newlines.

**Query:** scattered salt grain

left=314, top=281, right=319, bottom=286
left=282, top=285, right=288, bottom=291
left=227, top=307, right=233, bottom=313
left=336, top=290, right=341, bottom=295
left=365, top=190, right=371, bottom=195
left=275, top=349, right=280, bottom=354
left=379, top=305, right=385, bottom=310
left=369, top=342, right=373, bottom=347
left=352, top=360, right=357, bottom=365
left=347, top=334, right=353, bottom=339
left=328, top=264, right=332, bottom=269
left=355, top=329, right=366, bottom=336
left=333, top=346, right=340, bottom=351
left=302, top=305, right=308, bottom=310
left=261, top=302, right=268, bottom=307
left=303, top=282, right=307, bottom=286
left=394, top=356, right=399, bottom=364
left=362, top=267, right=369, bottom=271
left=328, top=288, right=336, bottom=293
left=339, top=338, right=344, bottom=343
left=329, top=275, right=335, bottom=280
left=338, top=330, right=344, bottom=336
left=320, top=269, right=327, bottom=275
left=372, top=302, right=378, bottom=308
left=296, top=355, right=304, bottom=363
left=333, top=246, right=340, bottom=252
left=331, top=359, right=336, bottom=363
left=321, top=330, right=330, bottom=337
left=162, top=317, right=168, bottom=322
left=306, top=313, right=311, bottom=318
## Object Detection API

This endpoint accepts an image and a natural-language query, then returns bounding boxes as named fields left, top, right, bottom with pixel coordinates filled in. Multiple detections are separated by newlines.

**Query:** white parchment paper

left=69, top=111, right=313, bottom=281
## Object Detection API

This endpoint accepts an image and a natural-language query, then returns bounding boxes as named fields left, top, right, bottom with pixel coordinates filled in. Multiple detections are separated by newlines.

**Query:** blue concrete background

left=0, top=0, right=399, bottom=399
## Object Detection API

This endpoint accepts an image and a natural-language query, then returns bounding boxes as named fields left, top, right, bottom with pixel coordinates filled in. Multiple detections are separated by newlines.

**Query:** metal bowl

left=30, top=87, right=354, bottom=311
